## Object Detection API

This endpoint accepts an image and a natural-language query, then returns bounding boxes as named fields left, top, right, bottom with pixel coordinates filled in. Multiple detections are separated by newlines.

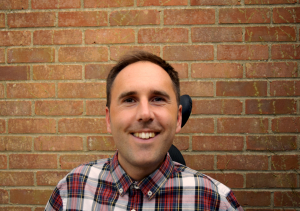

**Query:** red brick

left=58, top=118, right=106, bottom=134
left=164, top=45, right=214, bottom=61
left=59, top=47, right=108, bottom=62
left=234, top=191, right=271, bottom=206
left=219, top=8, right=271, bottom=23
left=86, top=100, right=106, bottom=116
left=58, top=11, right=108, bottom=27
left=33, top=30, right=52, bottom=45
left=218, top=118, right=268, bottom=133
left=246, top=0, right=296, bottom=4
left=0, top=172, right=34, bottom=186
left=192, top=99, right=242, bottom=115
left=192, top=27, right=242, bottom=42
left=217, top=81, right=267, bottom=97
left=7, top=83, right=55, bottom=98
left=191, top=0, right=241, bottom=5
left=86, top=29, right=135, bottom=44
left=85, top=0, right=133, bottom=7
left=246, top=99, right=296, bottom=114
left=273, top=7, right=300, bottom=23
left=33, top=30, right=82, bottom=45
left=170, top=63, right=188, bottom=79
left=33, top=65, right=82, bottom=80
left=247, top=136, right=297, bottom=151
left=60, top=154, right=109, bottom=169
left=35, top=100, right=83, bottom=116
left=180, top=118, right=214, bottom=133
left=138, top=0, right=187, bottom=6
left=173, top=136, right=189, bottom=151
left=0, top=66, right=30, bottom=80
left=270, top=81, right=297, bottom=96
left=110, top=10, right=160, bottom=26
left=0, top=84, right=4, bottom=98
left=0, top=48, right=4, bottom=63
left=85, top=64, right=114, bottom=80
left=7, top=48, right=55, bottom=63
left=0, top=189, right=8, bottom=203
left=205, top=173, right=243, bottom=188
left=246, top=62, right=298, bottom=78
left=193, top=136, right=243, bottom=151
left=272, top=117, right=300, bottom=133
left=181, top=81, right=213, bottom=97
left=246, top=173, right=296, bottom=188
left=32, top=0, right=80, bottom=9
left=8, top=118, right=56, bottom=134
left=272, top=155, right=299, bottom=170
left=58, top=83, right=106, bottom=98
left=8, top=12, right=55, bottom=28
left=0, top=155, right=7, bottom=169
left=36, top=171, right=69, bottom=186
left=191, top=63, right=243, bottom=78
left=9, top=154, right=57, bottom=169
left=0, top=136, right=32, bottom=151
left=217, top=155, right=268, bottom=170
left=10, top=189, right=53, bottom=205
left=34, top=136, right=83, bottom=151
left=87, top=136, right=116, bottom=151
left=1, top=207, right=31, bottom=211
left=0, top=119, right=5, bottom=133
left=218, top=45, right=268, bottom=60
left=274, top=191, right=300, bottom=207
left=138, top=28, right=188, bottom=43
left=164, top=9, right=215, bottom=25
left=183, top=155, right=214, bottom=170
left=0, top=0, right=29, bottom=9
left=272, top=44, right=300, bottom=60
left=110, top=46, right=160, bottom=61
left=0, top=101, right=31, bottom=116
left=246, top=26, right=296, bottom=42
left=0, top=31, right=30, bottom=46
left=0, top=13, right=5, bottom=28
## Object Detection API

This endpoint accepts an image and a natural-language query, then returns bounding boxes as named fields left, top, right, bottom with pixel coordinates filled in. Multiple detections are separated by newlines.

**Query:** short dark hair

left=106, top=51, right=180, bottom=108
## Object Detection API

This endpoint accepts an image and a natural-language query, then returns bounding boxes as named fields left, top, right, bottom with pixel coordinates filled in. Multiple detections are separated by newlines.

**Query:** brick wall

left=0, top=0, right=299, bottom=210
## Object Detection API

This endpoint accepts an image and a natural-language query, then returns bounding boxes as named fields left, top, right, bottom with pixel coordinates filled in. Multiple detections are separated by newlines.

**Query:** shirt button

left=131, top=209, right=136, bottom=211
left=147, top=191, right=152, bottom=196
left=119, top=188, right=123, bottom=194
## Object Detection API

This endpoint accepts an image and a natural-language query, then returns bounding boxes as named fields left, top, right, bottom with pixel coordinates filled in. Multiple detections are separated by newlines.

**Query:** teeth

left=133, top=132, right=155, bottom=139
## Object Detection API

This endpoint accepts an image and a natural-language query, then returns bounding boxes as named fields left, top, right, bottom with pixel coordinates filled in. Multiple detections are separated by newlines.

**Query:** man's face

left=106, top=61, right=182, bottom=174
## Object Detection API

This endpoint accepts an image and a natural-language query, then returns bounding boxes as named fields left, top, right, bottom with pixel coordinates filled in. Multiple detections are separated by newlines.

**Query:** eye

left=152, top=97, right=165, bottom=102
left=123, top=98, right=135, bottom=103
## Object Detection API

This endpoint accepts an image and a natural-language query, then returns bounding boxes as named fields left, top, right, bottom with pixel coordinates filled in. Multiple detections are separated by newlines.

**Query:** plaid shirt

left=45, top=152, right=243, bottom=211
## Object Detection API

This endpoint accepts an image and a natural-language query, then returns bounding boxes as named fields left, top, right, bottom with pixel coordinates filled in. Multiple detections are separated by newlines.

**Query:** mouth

left=132, top=132, right=158, bottom=140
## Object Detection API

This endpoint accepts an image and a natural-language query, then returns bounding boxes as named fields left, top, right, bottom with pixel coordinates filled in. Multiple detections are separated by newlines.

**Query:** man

left=45, top=51, right=243, bottom=210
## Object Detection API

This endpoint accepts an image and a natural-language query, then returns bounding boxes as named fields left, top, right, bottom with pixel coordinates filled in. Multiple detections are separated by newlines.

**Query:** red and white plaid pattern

left=45, top=152, right=243, bottom=211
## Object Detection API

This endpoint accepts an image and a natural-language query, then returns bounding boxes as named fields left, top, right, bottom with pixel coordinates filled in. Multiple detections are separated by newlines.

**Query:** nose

left=136, top=98, right=154, bottom=122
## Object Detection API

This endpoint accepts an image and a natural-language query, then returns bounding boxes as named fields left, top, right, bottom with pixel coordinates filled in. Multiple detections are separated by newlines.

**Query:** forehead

left=111, top=61, right=175, bottom=96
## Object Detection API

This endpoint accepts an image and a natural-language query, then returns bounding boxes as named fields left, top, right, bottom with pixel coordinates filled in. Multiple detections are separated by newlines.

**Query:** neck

left=118, top=156, right=164, bottom=181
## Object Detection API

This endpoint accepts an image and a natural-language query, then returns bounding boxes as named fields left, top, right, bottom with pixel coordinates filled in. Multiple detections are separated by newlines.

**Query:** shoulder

left=57, top=157, right=112, bottom=188
left=172, top=162, right=242, bottom=210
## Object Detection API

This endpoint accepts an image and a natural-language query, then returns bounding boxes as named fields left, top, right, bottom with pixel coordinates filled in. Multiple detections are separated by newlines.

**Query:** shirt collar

left=110, top=151, right=174, bottom=200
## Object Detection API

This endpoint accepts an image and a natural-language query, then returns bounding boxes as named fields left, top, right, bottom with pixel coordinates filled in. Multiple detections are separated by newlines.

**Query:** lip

left=131, top=132, right=159, bottom=141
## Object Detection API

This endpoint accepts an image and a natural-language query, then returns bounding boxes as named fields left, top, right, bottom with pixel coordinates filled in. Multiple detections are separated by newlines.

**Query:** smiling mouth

left=132, top=132, right=157, bottom=139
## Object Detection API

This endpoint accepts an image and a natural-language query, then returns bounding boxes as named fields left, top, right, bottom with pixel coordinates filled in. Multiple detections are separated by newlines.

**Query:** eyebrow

left=118, top=91, right=137, bottom=101
left=117, top=90, right=171, bottom=101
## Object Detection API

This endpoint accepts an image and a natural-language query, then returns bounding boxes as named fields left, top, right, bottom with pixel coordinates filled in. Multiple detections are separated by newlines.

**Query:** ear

left=175, top=105, right=182, bottom=133
left=105, top=107, right=112, bottom=133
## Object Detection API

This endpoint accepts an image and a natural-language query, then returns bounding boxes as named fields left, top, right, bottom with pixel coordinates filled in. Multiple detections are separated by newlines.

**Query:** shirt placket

left=128, top=182, right=143, bottom=211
